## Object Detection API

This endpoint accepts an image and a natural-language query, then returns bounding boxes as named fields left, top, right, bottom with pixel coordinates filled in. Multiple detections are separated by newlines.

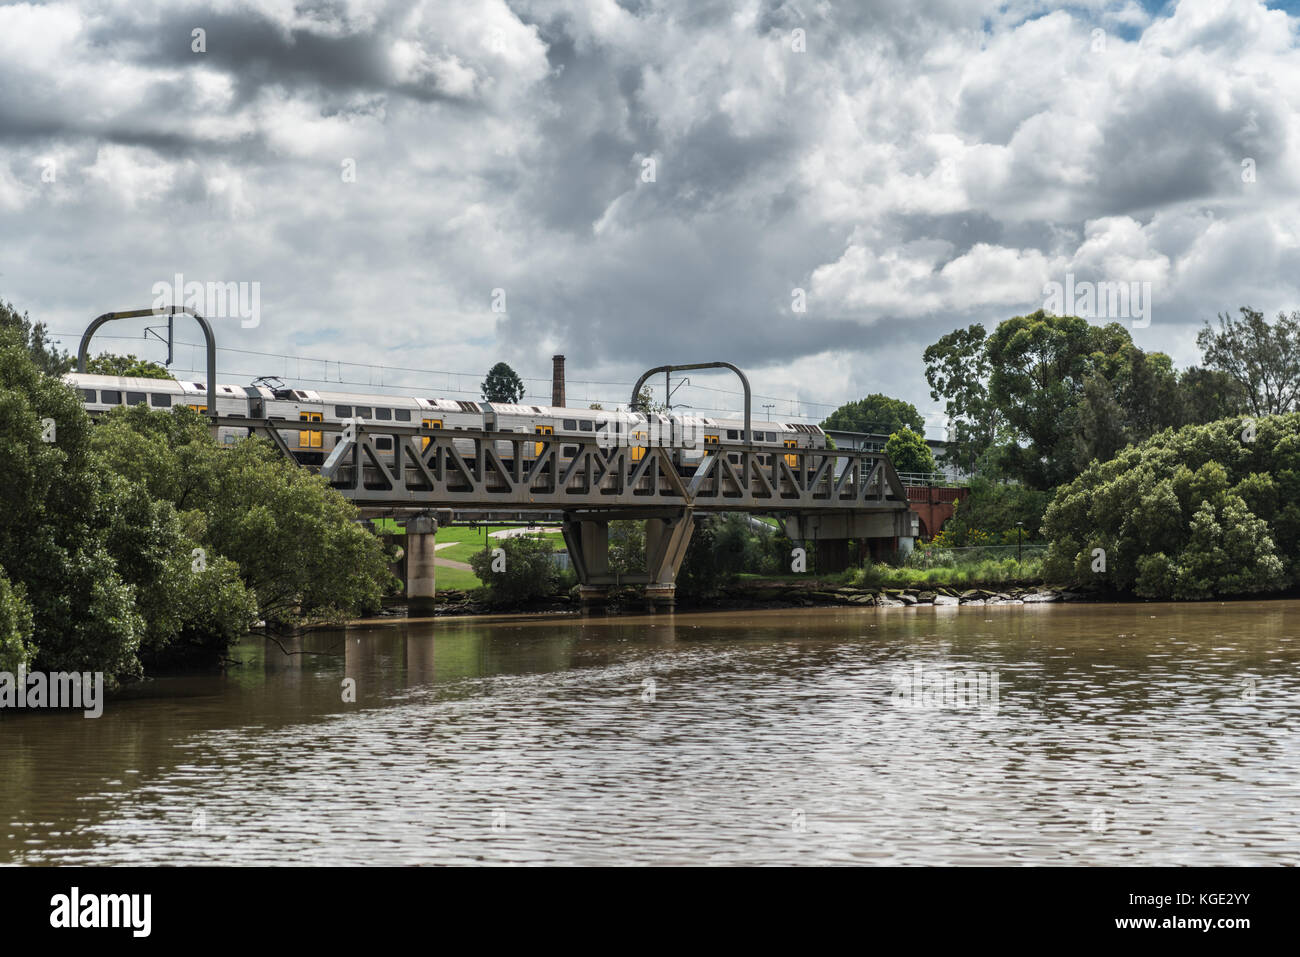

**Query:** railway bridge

left=75, top=311, right=920, bottom=613
left=214, top=413, right=919, bottom=612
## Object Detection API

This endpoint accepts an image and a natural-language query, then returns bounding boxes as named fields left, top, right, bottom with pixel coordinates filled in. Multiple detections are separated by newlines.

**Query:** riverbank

left=389, top=578, right=1097, bottom=618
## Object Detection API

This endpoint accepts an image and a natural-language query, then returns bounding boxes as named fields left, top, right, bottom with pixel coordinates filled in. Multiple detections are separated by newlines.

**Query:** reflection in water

left=2, top=603, right=1299, bottom=864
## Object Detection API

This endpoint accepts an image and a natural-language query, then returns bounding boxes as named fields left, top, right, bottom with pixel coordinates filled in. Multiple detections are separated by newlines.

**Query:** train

left=64, top=372, right=827, bottom=473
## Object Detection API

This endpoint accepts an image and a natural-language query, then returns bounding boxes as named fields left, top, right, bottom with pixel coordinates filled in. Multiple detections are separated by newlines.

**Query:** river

left=3, top=601, right=1299, bottom=865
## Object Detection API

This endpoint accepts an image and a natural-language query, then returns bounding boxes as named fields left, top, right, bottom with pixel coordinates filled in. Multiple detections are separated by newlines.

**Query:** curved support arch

left=78, top=307, right=216, bottom=415
left=629, top=361, right=752, bottom=443
left=631, top=361, right=753, bottom=486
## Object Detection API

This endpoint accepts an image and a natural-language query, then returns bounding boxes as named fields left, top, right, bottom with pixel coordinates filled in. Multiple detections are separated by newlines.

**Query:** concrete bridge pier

left=643, top=509, right=695, bottom=612
left=563, top=508, right=695, bottom=614
left=403, top=514, right=439, bottom=616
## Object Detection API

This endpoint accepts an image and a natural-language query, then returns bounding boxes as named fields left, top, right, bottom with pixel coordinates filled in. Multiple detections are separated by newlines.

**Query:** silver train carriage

left=65, top=373, right=827, bottom=473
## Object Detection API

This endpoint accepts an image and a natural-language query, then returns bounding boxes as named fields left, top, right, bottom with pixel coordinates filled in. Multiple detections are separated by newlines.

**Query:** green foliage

left=90, top=406, right=393, bottom=627
left=0, top=568, right=35, bottom=674
left=675, top=516, right=726, bottom=599
left=884, top=427, right=935, bottom=474
left=0, top=298, right=72, bottom=375
left=1197, top=307, right=1300, bottom=416
left=84, top=353, right=171, bottom=379
left=854, top=556, right=1044, bottom=590
left=925, top=311, right=1186, bottom=487
left=821, top=393, right=924, bottom=435
left=468, top=535, right=561, bottom=606
left=1042, top=415, right=1294, bottom=599
left=1177, top=366, right=1250, bottom=425
left=608, top=520, right=645, bottom=577
left=480, top=361, right=525, bottom=404
left=923, top=323, right=1002, bottom=473
left=987, top=311, right=1143, bottom=488
left=937, top=478, right=1051, bottom=545
left=630, top=388, right=667, bottom=414
left=0, top=323, right=144, bottom=678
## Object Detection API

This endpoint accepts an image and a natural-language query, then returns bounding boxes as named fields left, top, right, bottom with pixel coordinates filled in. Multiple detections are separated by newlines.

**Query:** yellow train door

left=631, top=430, right=648, bottom=461
left=299, top=411, right=322, bottom=448
left=534, top=424, right=553, bottom=456
left=421, top=418, right=442, bottom=450
left=784, top=438, right=798, bottom=468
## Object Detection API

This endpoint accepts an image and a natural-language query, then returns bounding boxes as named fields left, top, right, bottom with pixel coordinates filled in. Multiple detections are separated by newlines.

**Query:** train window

left=335, top=405, right=351, bottom=417
left=101, top=391, right=121, bottom=404
left=579, top=420, right=593, bottom=432
left=394, top=409, right=411, bottom=421
left=563, top=419, right=577, bottom=430
left=728, top=453, right=741, bottom=464
left=726, top=429, right=738, bottom=440
left=563, top=445, right=579, bottom=457
left=704, top=434, right=719, bottom=445
left=354, top=406, right=372, bottom=418
left=375, top=408, right=392, bottom=420
left=767, top=432, right=776, bottom=442
left=595, top=421, right=607, bottom=431
left=375, top=437, right=393, bottom=450
left=126, top=392, right=147, bottom=406
left=150, top=393, right=171, bottom=408
left=80, top=388, right=97, bottom=402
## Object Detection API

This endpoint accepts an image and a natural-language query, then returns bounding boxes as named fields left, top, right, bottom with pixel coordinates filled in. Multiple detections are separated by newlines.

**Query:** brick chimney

left=551, top=354, right=566, bottom=408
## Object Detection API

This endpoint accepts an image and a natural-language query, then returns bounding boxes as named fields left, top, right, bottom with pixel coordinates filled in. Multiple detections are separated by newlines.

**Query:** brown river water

left=2, top=601, right=1299, bottom=865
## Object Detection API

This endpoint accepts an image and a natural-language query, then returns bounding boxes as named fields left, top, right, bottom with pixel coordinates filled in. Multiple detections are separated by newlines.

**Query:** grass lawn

left=432, top=565, right=484, bottom=592
left=373, top=523, right=566, bottom=592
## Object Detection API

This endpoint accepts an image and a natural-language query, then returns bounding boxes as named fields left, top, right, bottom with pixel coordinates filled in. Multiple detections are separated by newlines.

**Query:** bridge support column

left=404, top=514, right=438, bottom=616
left=643, top=509, right=694, bottom=612
left=563, top=516, right=611, bottom=615
left=578, top=585, right=609, bottom=615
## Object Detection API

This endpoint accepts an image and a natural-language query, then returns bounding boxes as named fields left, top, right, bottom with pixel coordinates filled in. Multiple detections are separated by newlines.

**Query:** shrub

left=0, top=568, right=34, bottom=673
left=469, top=535, right=561, bottom=606
left=1042, top=414, right=1294, bottom=598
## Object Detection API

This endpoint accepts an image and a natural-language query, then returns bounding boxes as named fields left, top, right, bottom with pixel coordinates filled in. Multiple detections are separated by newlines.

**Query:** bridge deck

left=212, top=416, right=913, bottom=515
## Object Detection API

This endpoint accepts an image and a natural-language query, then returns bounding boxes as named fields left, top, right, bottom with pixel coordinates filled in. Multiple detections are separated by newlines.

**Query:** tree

left=0, top=298, right=72, bottom=375
left=481, top=362, right=525, bottom=403
left=630, top=388, right=666, bottom=414
left=0, top=569, right=34, bottom=674
left=1196, top=307, right=1300, bottom=416
left=821, top=393, right=924, bottom=435
left=1176, top=367, right=1249, bottom=425
left=608, top=520, right=645, bottom=577
left=1041, top=416, right=1298, bottom=599
left=884, top=427, right=936, bottom=475
left=468, top=535, right=560, bottom=606
left=91, top=405, right=394, bottom=628
left=923, top=324, right=1002, bottom=474
left=85, top=353, right=171, bottom=379
left=0, top=322, right=145, bottom=678
left=937, top=478, right=1051, bottom=546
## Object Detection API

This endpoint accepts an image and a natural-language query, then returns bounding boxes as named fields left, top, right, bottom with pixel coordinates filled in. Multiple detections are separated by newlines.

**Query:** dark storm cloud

left=4, top=0, right=1300, bottom=427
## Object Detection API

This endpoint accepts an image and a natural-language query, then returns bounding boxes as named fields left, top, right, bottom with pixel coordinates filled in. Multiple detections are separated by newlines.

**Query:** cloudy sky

left=2, top=0, right=1299, bottom=434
